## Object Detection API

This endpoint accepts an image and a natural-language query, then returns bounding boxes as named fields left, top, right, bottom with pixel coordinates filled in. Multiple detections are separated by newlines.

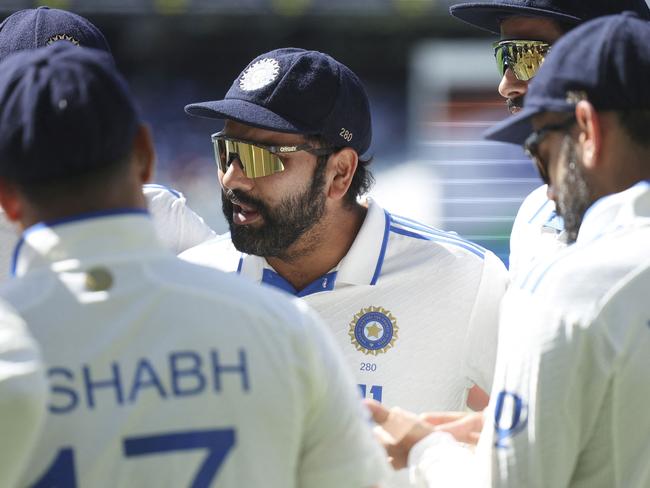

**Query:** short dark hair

left=307, top=135, right=374, bottom=206
left=617, top=110, right=650, bottom=149
left=17, top=156, right=131, bottom=207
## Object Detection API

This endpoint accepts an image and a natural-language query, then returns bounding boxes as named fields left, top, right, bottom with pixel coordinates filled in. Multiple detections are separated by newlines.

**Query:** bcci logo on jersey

left=349, top=306, right=398, bottom=355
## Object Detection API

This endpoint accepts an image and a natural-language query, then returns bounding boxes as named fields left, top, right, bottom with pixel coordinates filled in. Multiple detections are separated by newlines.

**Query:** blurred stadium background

left=0, top=0, right=589, bottom=266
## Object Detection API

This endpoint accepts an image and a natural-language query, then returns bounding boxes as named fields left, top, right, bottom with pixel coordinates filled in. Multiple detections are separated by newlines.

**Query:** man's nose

left=220, top=156, right=254, bottom=192
left=498, top=67, right=528, bottom=103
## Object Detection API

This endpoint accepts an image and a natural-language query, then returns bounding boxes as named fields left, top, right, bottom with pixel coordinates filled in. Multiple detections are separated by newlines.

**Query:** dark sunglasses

left=524, top=116, right=576, bottom=185
left=493, top=39, right=551, bottom=81
left=211, top=132, right=335, bottom=179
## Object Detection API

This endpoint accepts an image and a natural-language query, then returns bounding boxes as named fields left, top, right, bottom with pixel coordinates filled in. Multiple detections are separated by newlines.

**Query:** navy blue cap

left=0, top=6, right=111, bottom=61
left=185, top=48, right=372, bottom=155
left=0, top=43, right=140, bottom=184
left=449, top=0, right=650, bottom=34
left=484, top=12, right=650, bottom=145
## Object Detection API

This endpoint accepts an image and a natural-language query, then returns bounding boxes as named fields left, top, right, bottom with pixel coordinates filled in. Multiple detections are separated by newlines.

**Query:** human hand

left=364, top=399, right=435, bottom=470
left=420, top=410, right=484, bottom=446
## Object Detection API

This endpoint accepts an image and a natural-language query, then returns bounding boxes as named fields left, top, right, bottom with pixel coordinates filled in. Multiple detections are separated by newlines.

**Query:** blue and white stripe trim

left=370, top=211, right=391, bottom=285
left=389, top=213, right=486, bottom=259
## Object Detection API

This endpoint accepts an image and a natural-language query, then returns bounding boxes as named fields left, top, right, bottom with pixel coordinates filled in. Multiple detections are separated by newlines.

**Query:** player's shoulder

left=386, top=212, right=491, bottom=265
left=179, top=233, right=239, bottom=272
left=142, top=183, right=185, bottom=202
left=149, top=256, right=315, bottom=332
left=517, top=226, right=650, bottom=311
left=0, top=295, right=31, bottom=337
left=513, top=184, right=553, bottom=225
left=0, top=270, right=57, bottom=316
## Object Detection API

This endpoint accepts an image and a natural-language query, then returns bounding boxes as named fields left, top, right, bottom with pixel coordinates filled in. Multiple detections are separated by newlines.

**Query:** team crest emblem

left=349, top=306, right=398, bottom=355
left=239, top=58, right=280, bottom=92
left=46, top=34, right=81, bottom=46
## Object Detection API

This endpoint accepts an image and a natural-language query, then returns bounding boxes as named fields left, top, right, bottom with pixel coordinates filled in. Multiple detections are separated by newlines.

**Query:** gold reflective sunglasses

left=493, top=39, right=550, bottom=81
left=211, top=132, right=335, bottom=179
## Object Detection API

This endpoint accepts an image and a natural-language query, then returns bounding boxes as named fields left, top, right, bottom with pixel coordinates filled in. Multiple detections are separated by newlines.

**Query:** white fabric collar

left=577, top=180, right=650, bottom=245
left=12, top=210, right=166, bottom=277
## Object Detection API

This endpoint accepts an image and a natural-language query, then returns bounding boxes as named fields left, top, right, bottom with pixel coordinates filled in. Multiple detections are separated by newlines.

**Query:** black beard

left=555, top=137, right=593, bottom=244
left=506, top=96, right=525, bottom=114
left=221, top=160, right=327, bottom=259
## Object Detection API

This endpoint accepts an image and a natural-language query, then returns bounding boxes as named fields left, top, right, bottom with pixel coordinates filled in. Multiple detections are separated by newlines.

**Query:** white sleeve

left=508, top=186, right=547, bottom=281
left=508, top=186, right=567, bottom=283
left=462, top=250, right=509, bottom=392
left=0, top=300, right=46, bottom=487
left=0, top=209, right=16, bottom=284
left=486, top=288, right=611, bottom=487
left=143, top=184, right=216, bottom=255
left=294, top=302, right=389, bottom=488
left=407, top=432, right=480, bottom=488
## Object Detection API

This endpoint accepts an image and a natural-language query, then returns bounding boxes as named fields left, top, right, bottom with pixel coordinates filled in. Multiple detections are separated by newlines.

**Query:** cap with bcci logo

left=185, top=48, right=372, bottom=155
left=484, top=12, right=650, bottom=145
left=0, top=6, right=111, bottom=61
left=449, top=0, right=650, bottom=34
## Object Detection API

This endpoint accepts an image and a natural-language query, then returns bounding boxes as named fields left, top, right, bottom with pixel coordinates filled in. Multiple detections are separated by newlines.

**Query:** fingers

left=432, top=411, right=485, bottom=446
left=364, top=398, right=389, bottom=424
left=420, top=411, right=468, bottom=426
left=381, top=407, right=420, bottom=442
left=365, top=401, right=433, bottom=470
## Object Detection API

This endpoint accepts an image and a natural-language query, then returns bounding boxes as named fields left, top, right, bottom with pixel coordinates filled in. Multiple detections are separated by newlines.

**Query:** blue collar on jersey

left=261, top=269, right=338, bottom=298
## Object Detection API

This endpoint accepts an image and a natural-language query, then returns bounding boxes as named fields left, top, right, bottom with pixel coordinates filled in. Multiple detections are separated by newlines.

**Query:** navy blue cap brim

left=184, top=99, right=319, bottom=135
left=483, top=106, right=542, bottom=144
left=449, top=3, right=581, bottom=34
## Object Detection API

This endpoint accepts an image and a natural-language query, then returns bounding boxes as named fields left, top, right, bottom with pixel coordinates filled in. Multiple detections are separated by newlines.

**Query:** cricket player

left=449, top=0, right=650, bottom=280
left=181, top=48, right=507, bottom=413
left=406, top=0, right=650, bottom=444
left=0, top=43, right=387, bottom=487
left=0, top=6, right=215, bottom=281
left=180, top=48, right=508, bottom=487
left=0, top=299, right=46, bottom=487
left=369, top=12, right=650, bottom=487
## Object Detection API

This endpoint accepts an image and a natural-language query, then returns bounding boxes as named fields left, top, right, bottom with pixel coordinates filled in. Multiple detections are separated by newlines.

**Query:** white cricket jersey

left=0, top=185, right=215, bottom=284
left=143, top=184, right=216, bottom=254
left=4, top=210, right=387, bottom=488
left=0, top=208, right=14, bottom=281
left=182, top=200, right=509, bottom=413
left=408, top=181, right=650, bottom=488
left=0, top=298, right=46, bottom=488
left=508, top=185, right=568, bottom=281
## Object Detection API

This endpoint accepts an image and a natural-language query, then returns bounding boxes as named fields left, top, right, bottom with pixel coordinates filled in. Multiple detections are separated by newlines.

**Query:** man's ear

left=327, top=148, right=358, bottom=201
left=131, top=124, right=155, bottom=184
left=0, top=178, right=23, bottom=222
left=575, top=100, right=601, bottom=169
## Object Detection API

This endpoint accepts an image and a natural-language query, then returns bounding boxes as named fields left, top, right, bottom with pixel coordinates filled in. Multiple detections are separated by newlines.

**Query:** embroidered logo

left=46, top=34, right=81, bottom=46
left=85, top=267, right=113, bottom=292
left=349, top=306, right=398, bottom=355
left=239, top=58, right=280, bottom=92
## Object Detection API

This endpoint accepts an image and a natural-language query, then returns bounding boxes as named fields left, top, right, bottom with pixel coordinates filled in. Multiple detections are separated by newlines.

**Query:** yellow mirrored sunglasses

left=211, top=132, right=335, bottom=179
left=493, top=39, right=551, bottom=81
